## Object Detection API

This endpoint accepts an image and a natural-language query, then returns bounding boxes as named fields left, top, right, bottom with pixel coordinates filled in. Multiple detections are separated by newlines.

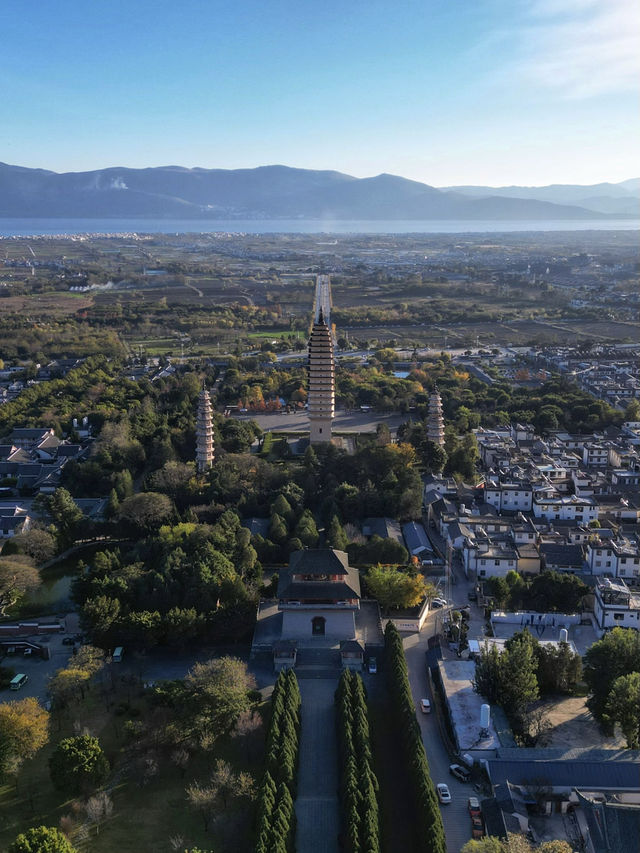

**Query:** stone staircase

left=294, top=647, right=341, bottom=679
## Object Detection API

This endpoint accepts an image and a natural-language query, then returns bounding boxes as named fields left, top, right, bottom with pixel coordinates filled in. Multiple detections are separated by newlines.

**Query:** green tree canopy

left=365, top=564, right=427, bottom=613
left=9, top=826, right=78, bottom=853
left=118, top=492, right=173, bottom=534
left=0, top=556, right=41, bottom=616
left=0, top=697, right=49, bottom=778
left=183, top=656, right=257, bottom=745
left=584, top=627, right=640, bottom=726
left=604, top=671, right=640, bottom=748
left=326, top=515, right=349, bottom=551
left=461, top=839, right=504, bottom=853
left=46, top=488, right=84, bottom=550
left=49, top=735, right=109, bottom=794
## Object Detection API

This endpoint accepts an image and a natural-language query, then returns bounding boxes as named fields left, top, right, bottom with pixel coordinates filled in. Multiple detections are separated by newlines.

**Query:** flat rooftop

left=490, top=620, right=599, bottom=657
left=469, top=636, right=579, bottom=657
left=438, top=659, right=500, bottom=752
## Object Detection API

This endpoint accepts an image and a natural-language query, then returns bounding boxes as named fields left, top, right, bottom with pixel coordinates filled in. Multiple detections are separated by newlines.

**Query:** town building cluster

left=426, top=420, right=640, bottom=635
left=0, top=358, right=84, bottom=405
left=531, top=345, right=640, bottom=410
left=0, top=426, right=101, bottom=537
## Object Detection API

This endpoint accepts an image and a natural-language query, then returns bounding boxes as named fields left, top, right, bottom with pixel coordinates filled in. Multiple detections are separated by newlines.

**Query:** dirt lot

left=538, top=696, right=625, bottom=749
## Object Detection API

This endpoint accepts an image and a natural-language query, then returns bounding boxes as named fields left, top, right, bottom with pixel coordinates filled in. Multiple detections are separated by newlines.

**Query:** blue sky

left=2, top=0, right=638, bottom=185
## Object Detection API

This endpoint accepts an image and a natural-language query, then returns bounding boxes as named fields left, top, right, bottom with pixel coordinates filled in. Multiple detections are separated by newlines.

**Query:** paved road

left=295, top=678, right=340, bottom=853
left=403, top=565, right=485, bottom=853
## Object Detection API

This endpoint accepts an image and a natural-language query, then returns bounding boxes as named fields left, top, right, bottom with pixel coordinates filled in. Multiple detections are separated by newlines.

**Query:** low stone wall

left=382, top=596, right=431, bottom=633
left=0, top=621, right=64, bottom=636
left=491, top=610, right=580, bottom=627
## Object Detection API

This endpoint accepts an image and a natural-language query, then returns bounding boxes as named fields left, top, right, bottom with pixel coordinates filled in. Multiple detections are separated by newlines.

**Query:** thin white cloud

left=517, top=0, right=640, bottom=98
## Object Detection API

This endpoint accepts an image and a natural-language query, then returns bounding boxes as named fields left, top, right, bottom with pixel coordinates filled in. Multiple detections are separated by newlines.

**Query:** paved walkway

left=295, top=677, right=340, bottom=853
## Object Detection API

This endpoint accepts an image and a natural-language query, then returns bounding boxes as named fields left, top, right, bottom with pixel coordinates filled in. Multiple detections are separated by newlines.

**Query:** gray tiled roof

left=540, top=543, right=585, bottom=568
left=402, top=521, right=433, bottom=554
left=489, top=747, right=640, bottom=791
left=288, top=549, right=349, bottom=576
left=577, top=793, right=640, bottom=853
left=278, top=580, right=360, bottom=601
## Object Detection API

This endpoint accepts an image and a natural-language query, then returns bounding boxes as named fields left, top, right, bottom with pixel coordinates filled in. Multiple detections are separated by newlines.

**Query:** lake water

left=0, top=218, right=638, bottom=236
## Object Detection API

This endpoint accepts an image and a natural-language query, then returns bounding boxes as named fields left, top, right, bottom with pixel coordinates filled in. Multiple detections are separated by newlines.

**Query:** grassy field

left=0, top=676, right=263, bottom=853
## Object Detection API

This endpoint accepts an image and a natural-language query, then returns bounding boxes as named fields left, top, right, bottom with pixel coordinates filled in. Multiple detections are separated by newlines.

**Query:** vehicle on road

left=436, top=783, right=452, bottom=804
left=10, top=673, right=28, bottom=690
left=471, top=815, right=484, bottom=839
left=468, top=796, right=481, bottom=816
left=420, top=698, right=431, bottom=714
left=431, top=597, right=447, bottom=608
left=368, top=657, right=377, bottom=674
left=112, top=646, right=124, bottom=662
left=62, top=637, right=75, bottom=645
left=449, top=763, right=471, bottom=782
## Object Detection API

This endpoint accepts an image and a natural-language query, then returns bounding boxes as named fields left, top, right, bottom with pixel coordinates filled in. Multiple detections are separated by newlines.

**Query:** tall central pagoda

left=308, top=276, right=336, bottom=444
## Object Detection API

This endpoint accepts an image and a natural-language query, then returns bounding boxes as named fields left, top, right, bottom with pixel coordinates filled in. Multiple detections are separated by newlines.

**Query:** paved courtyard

left=238, top=409, right=409, bottom=436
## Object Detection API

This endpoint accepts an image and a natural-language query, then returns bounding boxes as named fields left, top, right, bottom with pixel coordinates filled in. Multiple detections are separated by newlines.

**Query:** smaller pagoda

left=427, top=388, right=445, bottom=448
left=196, top=385, right=215, bottom=473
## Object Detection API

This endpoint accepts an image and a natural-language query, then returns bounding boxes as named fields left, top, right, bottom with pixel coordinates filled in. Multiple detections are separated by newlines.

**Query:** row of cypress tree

left=335, top=668, right=381, bottom=853
left=255, top=668, right=301, bottom=853
left=384, top=622, right=446, bottom=853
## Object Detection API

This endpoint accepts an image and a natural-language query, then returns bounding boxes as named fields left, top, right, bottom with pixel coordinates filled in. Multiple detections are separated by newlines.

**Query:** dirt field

left=538, top=696, right=625, bottom=749
left=0, top=292, right=94, bottom=315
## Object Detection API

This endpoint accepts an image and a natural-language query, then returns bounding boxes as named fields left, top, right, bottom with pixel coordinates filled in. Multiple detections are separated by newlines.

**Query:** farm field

left=0, top=230, right=637, bottom=359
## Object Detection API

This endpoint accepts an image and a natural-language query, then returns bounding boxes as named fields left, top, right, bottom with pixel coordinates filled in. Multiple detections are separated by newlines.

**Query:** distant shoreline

left=1, top=218, right=638, bottom=237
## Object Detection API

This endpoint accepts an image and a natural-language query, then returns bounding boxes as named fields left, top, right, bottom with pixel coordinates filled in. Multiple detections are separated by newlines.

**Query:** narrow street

left=403, top=561, right=485, bottom=853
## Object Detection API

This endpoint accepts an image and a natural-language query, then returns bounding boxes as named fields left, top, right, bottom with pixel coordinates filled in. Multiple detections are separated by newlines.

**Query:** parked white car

left=436, top=783, right=452, bottom=804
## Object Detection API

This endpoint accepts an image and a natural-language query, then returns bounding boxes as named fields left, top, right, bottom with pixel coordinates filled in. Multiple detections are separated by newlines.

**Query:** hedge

left=384, top=622, right=446, bottom=853
left=255, top=669, right=301, bottom=853
left=336, top=669, right=381, bottom=853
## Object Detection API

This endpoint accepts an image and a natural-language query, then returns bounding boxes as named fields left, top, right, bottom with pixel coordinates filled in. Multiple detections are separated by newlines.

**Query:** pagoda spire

left=196, top=385, right=215, bottom=473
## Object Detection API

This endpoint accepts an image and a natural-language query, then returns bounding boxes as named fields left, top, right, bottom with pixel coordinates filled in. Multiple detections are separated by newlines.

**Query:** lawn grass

left=0, top=678, right=264, bottom=853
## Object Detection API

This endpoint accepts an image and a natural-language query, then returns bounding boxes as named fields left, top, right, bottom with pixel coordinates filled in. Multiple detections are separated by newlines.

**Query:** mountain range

left=0, top=162, right=638, bottom=221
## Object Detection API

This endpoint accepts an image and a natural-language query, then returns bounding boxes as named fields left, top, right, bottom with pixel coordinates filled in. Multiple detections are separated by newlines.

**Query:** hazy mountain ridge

left=444, top=180, right=640, bottom=216
left=0, top=162, right=636, bottom=220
